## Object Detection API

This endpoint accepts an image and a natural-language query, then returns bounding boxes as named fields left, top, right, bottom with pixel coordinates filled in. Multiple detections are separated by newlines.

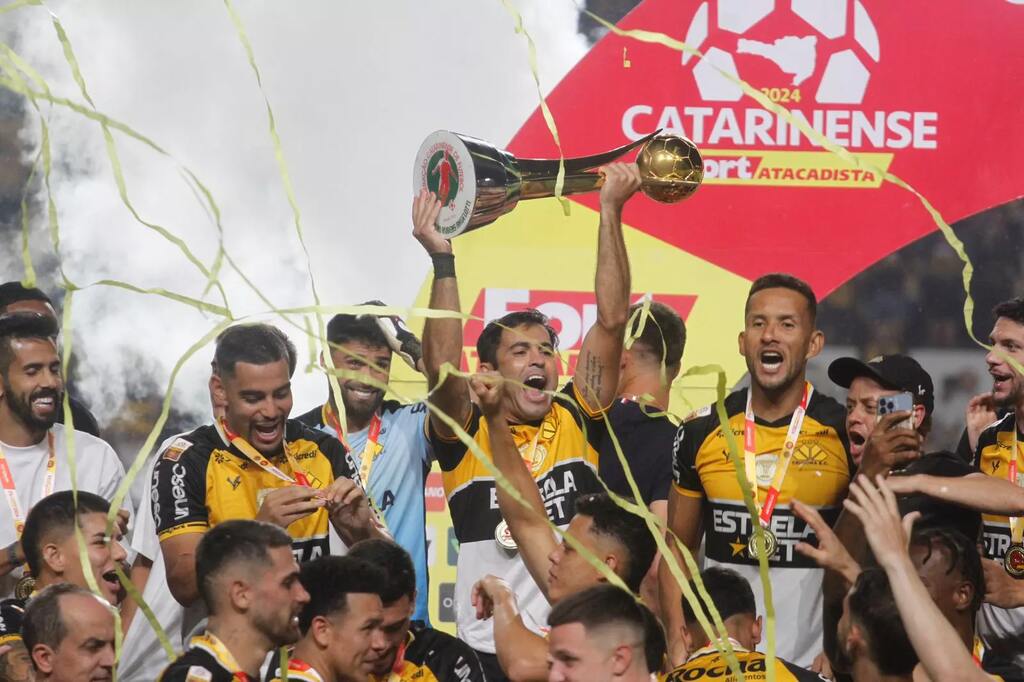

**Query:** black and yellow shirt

left=663, top=645, right=828, bottom=681
left=151, top=420, right=356, bottom=563
left=0, top=597, right=25, bottom=646
left=429, top=381, right=603, bottom=653
left=672, top=388, right=851, bottom=667
left=369, top=623, right=486, bottom=682
left=972, top=413, right=1024, bottom=674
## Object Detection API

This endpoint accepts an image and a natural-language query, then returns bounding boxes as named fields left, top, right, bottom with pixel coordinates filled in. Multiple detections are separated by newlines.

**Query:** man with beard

left=158, top=520, right=310, bottom=681
left=152, top=323, right=383, bottom=614
left=345, top=540, right=484, bottom=682
left=267, top=555, right=388, bottom=682
left=295, top=310, right=433, bottom=622
left=0, top=283, right=100, bottom=438
left=660, top=273, right=852, bottom=668
left=0, top=313, right=125, bottom=596
left=22, top=583, right=117, bottom=682
left=412, top=164, right=641, bottom=678
left=881, top=296, right=1024, bottom=676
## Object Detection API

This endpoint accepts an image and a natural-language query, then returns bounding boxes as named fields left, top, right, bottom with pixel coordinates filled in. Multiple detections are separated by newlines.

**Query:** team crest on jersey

left=755, top=454, right=778, bottom=486
left=161, top=438, right=193, bottom=462
left=793, top=443, right=828, bottom=467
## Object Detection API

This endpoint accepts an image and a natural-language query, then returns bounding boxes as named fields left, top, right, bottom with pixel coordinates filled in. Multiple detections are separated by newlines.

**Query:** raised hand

left=412, top=189, right=448, bottom=255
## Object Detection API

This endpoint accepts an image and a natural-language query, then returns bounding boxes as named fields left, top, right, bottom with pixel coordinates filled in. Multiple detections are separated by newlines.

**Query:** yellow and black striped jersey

left=663, top=646, right=828, bottom=682
left=151, top=420, right=357, bottom=563
left=671, top=388, right=851, bottom=666
left=429, top=381, right=603, bottom=653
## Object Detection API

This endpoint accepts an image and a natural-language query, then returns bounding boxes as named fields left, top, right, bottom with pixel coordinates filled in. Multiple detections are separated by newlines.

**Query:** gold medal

left=14, top=575, right=34, bottom=601
left=495, top=519, right=517, bottom=552
left=747, top=527, right=778, bottom=561
left=1004, top=544, right=1024, bottom=578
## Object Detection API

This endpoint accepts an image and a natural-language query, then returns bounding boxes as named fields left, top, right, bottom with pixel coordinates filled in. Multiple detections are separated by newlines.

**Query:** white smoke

left=1, top=1, right=589, bottom=432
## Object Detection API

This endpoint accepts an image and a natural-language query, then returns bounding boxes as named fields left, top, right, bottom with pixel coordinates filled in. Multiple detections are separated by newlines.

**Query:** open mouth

left=759, top=351, right=784, bottom=373
left=31, top=391, right=58, bottom=414
left=849, top=431, right=866, bottom=448
left=101, top=570, right=120, bottom=594
left=523, top=374, right=548, bottom=401
left=252, top=421, right=281, bottom=445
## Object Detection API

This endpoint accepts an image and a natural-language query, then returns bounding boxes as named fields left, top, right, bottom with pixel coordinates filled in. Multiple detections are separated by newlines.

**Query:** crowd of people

left=0, top=163, right=1021, bottom=682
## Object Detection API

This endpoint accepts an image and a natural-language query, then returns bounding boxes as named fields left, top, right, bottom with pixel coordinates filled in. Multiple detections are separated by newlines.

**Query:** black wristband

left=431, top=252, right=456, bottom=280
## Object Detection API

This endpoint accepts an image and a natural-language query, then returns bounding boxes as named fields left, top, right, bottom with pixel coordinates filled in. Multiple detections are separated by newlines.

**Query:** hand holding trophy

left=412, top=129, right=703, bottom=238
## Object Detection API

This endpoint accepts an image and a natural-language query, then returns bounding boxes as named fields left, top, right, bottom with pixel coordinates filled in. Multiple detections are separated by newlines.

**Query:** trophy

left=412, top=129, right=703, bottom=238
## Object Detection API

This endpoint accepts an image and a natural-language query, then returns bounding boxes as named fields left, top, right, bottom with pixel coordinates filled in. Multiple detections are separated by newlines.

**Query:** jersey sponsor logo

left=151, top=464, right=162, bottom=528
left=452, top=658, right=474, bottom=682
left=161, top=437, right=193, bottom=462
left=667, top=655, right=767, bottom=680
left=709, top=502, right=836, bottom=565
left=380, top=489, right=396, bottom=512
left=185, top=665, right=213, bottom=682
left=227, top=475, right=241, bottom=491
left=170, top=463, right=189, bottom=521
left=488, top=468, right=582, bottom=525
left=983, top=524, right=1011, bottom=560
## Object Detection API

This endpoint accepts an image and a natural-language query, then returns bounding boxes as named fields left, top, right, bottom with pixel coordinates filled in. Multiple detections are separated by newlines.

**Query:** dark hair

left=548, top=584, right=663, bottom=674
left=681, top=567, right=756, bottom=625
left=212, top=323, right=296, bottom=378
left=909, top=527, right=984, bottom=613
left=575, top=493, right=656, bottom=593
left=22, top=491, right=111, bottom=577
left=627, top=302, right=686, bottom=370
left=896, top=453, right=981, bottom=542
left=326, top=314, right=390, bottom=351
left=993, top=297, right=1024, bottom=326
left=297, top=556, right=385, bottom=634
left=195, top=520, right=293, bottom=611
left=22, top=583, right=93, bottom=658
left=745, top=273, right=818, bottom=323
left=347, top=539, right=415, bottom=605
left=0, top=282, right=52, bottom=313
left=848, top=568, right=918, bottom=675
left=0, top=312, right=60, bottom=376
left=477, top=309, right=559, bottom=367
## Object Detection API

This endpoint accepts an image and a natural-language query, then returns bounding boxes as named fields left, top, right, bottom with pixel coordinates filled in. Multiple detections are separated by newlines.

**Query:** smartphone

left=877, top=391, right=915, bottom=430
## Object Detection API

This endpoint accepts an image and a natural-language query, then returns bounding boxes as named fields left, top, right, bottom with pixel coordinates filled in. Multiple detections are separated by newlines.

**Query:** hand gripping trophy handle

left=413, top=129, right=703, bottom=238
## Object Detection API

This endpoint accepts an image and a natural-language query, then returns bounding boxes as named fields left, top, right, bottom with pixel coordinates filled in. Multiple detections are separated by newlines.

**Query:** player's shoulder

left=778, top=656, right=831, bottom=682
left=50, top=422, right=118, bottom=457
left=806, top=388, right=847, bottom=431
left=155, top=425, right=220, bottom=465
left=0, top=597, right=26, bottom=643
left=287, top=418, right=342, bottom=454
left=407, top=623, right=483, bottom=676
left=158, top=649, right=234, bottom=682
left=292, top=404, right=325, bottom=430
left=978, top=411, right=1016, bottom=449
left=680, top=390, right=745, bottom=434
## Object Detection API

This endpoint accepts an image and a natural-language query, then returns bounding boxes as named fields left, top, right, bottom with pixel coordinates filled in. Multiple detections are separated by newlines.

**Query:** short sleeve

left=672, top=417, right=705, bottom=497
left=95, top=440, right=127, bottom=505
left=151, top=440, right=209, bottom=540
left=560, top=381, right=608, bottom=451
left=630, top=418, right=675, bottom=504
left=427, top=404, right=482, bottom=472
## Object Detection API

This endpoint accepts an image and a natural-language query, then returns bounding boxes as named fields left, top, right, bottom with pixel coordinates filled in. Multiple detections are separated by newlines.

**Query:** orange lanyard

left=323, top=404, right=382, bottom=485
left=0, top=432, right=56, bottom=536
left=218, top=419, right=310, bottom=488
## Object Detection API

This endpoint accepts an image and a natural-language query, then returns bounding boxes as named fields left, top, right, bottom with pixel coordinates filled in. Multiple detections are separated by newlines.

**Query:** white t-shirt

left=0, top=424, right=125, bottom=598
left=119, top=438, right=184, bottom=682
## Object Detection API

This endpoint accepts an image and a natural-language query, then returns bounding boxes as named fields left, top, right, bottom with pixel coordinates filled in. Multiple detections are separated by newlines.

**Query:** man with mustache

left=660, top=274, right=853, bottom=669
left=296, top=310, right=434, bottom=623
left=0, top=282, right=100, bottom=438
left=266, top=555, right=388, bottom=682
left=151, top=323, right=384, bottom=617
left=412, top=164, right=641, bottom=680
left=158, top=520, right=310, bottom=681
left=0, top=313, right=125, bottom=596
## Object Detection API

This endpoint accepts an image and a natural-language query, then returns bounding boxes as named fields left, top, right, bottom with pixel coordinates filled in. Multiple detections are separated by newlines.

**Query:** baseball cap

left=828, top=354, right=935, bottom=416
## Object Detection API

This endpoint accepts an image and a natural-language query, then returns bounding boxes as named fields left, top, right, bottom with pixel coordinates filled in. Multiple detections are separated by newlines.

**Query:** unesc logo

left=621, top=0, right=940, bottom=189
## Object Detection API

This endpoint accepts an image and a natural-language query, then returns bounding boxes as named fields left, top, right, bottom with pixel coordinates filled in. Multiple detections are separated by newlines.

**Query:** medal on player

left=413, top=129, right=702, bottom=238
left=1004, top=544, right=1024, bottom=578
left=742, top=384, right=813, bottom=563
left=495, top=519, right=517, bottom=552
left=747, top=527, right=779, bottom=561
left=14, top=575, right=34, bottom=600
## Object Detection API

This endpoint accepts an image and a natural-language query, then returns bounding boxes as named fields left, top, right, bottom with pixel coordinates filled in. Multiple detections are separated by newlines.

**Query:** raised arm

left=573, top=163, right=640, bottom=412
left=414, top=190, right=471, bottom=438
left=471, top=373, right=557, bottom=600
left=887, top=471, right=1024, bottom=516
left=659, top=485, right=704, bottom=667
left=845, top=475, right=991, bottom=682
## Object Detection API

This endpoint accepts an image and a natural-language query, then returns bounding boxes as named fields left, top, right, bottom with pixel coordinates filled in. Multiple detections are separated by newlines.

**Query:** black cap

left=828, top=354, right=934, bottom=416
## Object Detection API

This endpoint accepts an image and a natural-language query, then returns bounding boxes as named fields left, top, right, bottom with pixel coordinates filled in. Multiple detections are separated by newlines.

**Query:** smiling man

left=296, top=310, right=433, bottom=623
left=152, top=323, right=385, bottom=615
left=0, top=313, right=125, bottom=597
left=412, top=164, right=641, bottom=679
left=660, top=273, right=852, bottom=668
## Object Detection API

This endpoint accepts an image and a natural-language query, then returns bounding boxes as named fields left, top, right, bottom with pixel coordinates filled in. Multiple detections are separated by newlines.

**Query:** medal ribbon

left=323, top=404, right=386, bottom=485
left=742, top=383, right=813, bottom=528
left=1010, top=419, right=1023, bottom=545
left=515, top=411, right=558, bottom=474
left=0, top=432, right=56, bottom=537
left=191, top=632, right=252, bottom=681
left=218, top=418, right=311, bottom=488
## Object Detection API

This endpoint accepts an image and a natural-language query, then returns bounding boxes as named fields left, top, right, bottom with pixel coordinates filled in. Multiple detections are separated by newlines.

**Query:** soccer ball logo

left=682, top=0, right=880, bottom=104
